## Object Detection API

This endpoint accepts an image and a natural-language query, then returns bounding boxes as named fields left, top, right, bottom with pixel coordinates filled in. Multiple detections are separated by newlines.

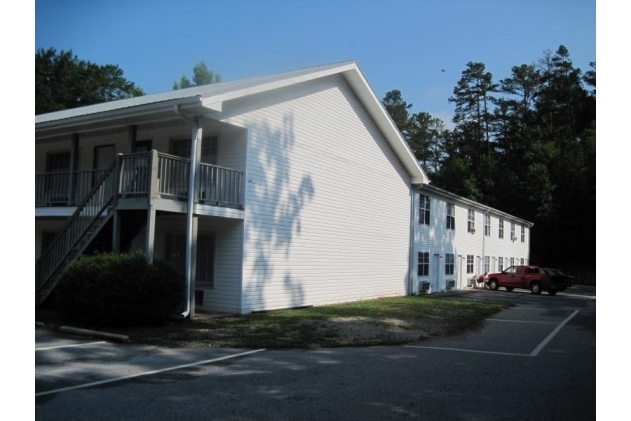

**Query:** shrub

left=55, top=251, right=184, bottom=326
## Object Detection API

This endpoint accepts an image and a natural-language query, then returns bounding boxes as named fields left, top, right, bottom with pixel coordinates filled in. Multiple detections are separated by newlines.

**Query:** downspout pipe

left=175, top=105, right=201, bottom=319
left=408, top=185, right=417, bottom=295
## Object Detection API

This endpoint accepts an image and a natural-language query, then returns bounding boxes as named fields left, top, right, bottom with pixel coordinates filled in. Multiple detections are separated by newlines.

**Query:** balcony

left=35, top=151, right=244, bottom=211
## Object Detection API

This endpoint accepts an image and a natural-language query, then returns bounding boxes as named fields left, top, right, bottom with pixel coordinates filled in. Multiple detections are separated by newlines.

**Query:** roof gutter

left=35, top=96, right=205, bottom=137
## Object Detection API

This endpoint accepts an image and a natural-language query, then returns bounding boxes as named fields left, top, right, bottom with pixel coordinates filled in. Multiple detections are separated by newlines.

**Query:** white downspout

left=408, top=186, right=416, bottom=295
left=175, top=106, right=201, bottom=319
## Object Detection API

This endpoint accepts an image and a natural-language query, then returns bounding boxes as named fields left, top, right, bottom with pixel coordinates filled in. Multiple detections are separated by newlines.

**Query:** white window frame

left=445, top=254, right=455, bottom=275
left=484, top=214, right=491, bottom=236
left=417, top=252, right=429, bottom=276
left=467, top=209, right=475, bottom=233
left=466, top=255, right=474, bottom=274
left=446, top=203, right=455, bottom=230
left=419, top=194, right=430, bottom=225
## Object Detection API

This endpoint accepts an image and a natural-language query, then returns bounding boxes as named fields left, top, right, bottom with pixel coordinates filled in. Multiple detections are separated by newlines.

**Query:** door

left=433, top=254, right=441, bottom=292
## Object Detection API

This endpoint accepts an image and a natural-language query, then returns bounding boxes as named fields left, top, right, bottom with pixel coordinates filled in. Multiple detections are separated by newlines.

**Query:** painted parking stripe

left=36, top=341, right=107, bottom=351
left=405, top=310, right=579, bottom=357
left=529, top=310, right=578, bottom=356
left=35, top=348, right=265, bottom=397
left=487, top=319, right=559, bottom=324
left=404, top=345, right=530, bottom=357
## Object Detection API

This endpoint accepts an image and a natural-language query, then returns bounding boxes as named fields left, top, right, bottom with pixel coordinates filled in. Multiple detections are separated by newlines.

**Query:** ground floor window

left=445, top=254, right=454, bottom=275
left=484, top=256, right=490, bottom=273
left=499, top=257, right=504, bottom=272
left=417, top=252, right=429, bottom=276
left=510, top=257, right=515, bottom=266
left=166, top=234, right=215, bottom=287
left=466, top=255, right=474, bottom=274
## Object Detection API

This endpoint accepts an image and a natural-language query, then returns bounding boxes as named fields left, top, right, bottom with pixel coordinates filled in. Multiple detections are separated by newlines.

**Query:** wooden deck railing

left=35, top=152, right=244, bottom=209
left=199, top=163, right=243, bottom=207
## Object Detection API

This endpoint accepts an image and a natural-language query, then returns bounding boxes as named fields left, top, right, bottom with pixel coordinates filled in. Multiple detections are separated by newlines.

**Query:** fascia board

left=35, top=96, right=204, bottom=133
left=342, top=67, right=429, bottom=185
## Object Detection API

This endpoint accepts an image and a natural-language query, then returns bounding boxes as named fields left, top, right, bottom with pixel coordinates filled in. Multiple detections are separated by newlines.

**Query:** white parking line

left=35, top=348, right=266, bottom=397
left=405, top=310, right=579, bottom=358
left=36, top=341, right=107, bottom=351
left=404, top=345, right=530, bottom=357
left=530, top=310, right=579, bottom=356
left=487, top=319, right=558, bottom=324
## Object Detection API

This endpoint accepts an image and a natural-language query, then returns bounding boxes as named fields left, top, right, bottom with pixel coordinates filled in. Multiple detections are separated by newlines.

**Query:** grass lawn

left=102, top=295, right=511, bottom=349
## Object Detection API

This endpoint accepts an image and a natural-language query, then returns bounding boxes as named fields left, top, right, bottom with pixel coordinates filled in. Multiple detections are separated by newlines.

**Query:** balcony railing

left=35, top=152, right=244, bottom=209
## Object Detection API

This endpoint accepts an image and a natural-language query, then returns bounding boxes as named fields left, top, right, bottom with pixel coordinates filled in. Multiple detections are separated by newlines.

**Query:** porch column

left=146, top=150, right=160, bottom=263
left=112, top=154, right=123, bottom=253
left=184, top=117, right=202, bottom=319
left=146, top=208, right=156, bottom=263
left=67, top=133, right=79, bottom=205
left=127, top=125, right=137, bottom=153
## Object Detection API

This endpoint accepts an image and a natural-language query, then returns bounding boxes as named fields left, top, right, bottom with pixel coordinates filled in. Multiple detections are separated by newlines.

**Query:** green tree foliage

left=35, top=48, right=144, bottom=115
left=173, top=60, right=222, bottom=90
left=383, top=45, right=595, bottom=274
left=382, top=90, right=413, bottom=135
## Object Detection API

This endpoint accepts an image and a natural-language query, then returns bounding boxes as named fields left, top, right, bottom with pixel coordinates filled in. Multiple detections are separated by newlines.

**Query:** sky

left=33, top=0, right=596, bottom=128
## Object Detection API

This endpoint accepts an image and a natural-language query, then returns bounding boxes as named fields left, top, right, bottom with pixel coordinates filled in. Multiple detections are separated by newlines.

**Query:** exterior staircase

left=36, top=162, right=119, bottom=305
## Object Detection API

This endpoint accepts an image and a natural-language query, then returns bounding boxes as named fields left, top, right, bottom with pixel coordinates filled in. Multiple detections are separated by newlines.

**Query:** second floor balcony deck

left=35, top=151, right=244, bottom=212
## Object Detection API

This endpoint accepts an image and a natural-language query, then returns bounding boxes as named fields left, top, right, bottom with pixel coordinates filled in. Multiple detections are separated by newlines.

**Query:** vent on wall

left=446, top=280, right=456, bottom=290
left=419, top=281, right=431, bottom=294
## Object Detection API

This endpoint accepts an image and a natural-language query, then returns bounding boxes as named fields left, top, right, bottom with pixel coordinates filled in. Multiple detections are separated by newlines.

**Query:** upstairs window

left=511, top=223, right=516, bottom=241
left=446, top=203, right=455, bottom=230
left=419, top=194, right=430, bottom=225
left=467, top=209, right=475, bottom=233
left=170, top=136, right=218, bottom=164
left=521, top=226, right=526, bottom=243
left=484, top=215, right=491, bottom=236
left=499, top=219, right=504, bottom=239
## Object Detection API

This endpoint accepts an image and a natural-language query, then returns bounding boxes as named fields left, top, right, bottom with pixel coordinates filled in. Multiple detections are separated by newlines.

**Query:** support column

left=112, top=154, right=123, bottom=253
left=146, top=207, right=156, bottom=263
left=127, top=125, right=137, bottom=153
left=68, top=134, right=79, bottom=205
left=146, top=150, right=159, bottom=264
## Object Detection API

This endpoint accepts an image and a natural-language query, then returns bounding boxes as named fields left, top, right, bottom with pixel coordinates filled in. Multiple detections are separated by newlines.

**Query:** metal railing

left=157, top=153, right=190, bottom=200
left=36, top=152, right=243, bottom=208
left=199, top=163, right=243, bottom=207
left=36, top=162, right=118, bottom=301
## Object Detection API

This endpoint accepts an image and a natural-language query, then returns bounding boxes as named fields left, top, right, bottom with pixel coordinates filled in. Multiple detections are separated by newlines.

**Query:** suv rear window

left=527, top=267, right=539, bottom=274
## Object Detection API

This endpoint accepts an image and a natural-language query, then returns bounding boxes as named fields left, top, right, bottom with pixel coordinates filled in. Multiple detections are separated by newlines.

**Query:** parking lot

left=36, top=286, right=596, bottom=421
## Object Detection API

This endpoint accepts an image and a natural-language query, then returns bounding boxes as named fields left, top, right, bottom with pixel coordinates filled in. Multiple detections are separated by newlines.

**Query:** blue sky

left=34, top=0, right=595, bottom=127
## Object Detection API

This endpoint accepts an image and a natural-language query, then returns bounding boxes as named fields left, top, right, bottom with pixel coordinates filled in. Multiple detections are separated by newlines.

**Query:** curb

left=59, top=326, right=130, bottom=343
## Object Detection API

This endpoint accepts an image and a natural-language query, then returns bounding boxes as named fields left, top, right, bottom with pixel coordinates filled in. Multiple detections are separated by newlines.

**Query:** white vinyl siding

left=220, top=74, right=412, bottom=313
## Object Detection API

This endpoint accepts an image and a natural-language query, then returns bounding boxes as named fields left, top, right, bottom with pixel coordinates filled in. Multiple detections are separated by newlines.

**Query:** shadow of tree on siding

left=243, top=113, right=314, bottom=312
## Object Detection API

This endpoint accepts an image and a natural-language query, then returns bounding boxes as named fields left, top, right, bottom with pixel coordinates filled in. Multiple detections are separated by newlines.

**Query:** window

left=499, top=219, right=504, bottom=239
left=510, top=257, right=515, bottom=266
left=521, top=258, right=525, bottom=265
left=505, top=266, right=517, bottom=274
left=498, top=257, right=504, bottom=272
left=446, top=203, right=455, bottom=230
left=484, top=256, right=490, bottom=273
left=467, top=209, right=475, bottom=233
left=445, top=254, right=454, bottom=275
left=466, top=255, right=474, bottom=274
left=484, top=215, right=491, bottom=236
left=511, top=223, right=516, bottom=241
left=46, top=152, right=71, bottom=173
left=170, top=136, right=218, bottom=164
left=166, top=234, right=215, bottom=287
left=419, top=194, right=430, bottom=225
left=521, top=226, right=525, bottom=243
left=417, top=252, right=429, bottom=276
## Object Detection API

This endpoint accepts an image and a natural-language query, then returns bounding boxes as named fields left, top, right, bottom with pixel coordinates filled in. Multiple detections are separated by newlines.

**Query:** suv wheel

left=530, top=281, right=542, bottom=295
left=489, top=279, right=499, bottom=291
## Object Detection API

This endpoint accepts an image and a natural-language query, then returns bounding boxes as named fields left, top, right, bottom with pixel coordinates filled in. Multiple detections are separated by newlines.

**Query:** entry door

left=434, top=254, right=441, bottom=292
left=94, top=145, right=116, bottom=171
